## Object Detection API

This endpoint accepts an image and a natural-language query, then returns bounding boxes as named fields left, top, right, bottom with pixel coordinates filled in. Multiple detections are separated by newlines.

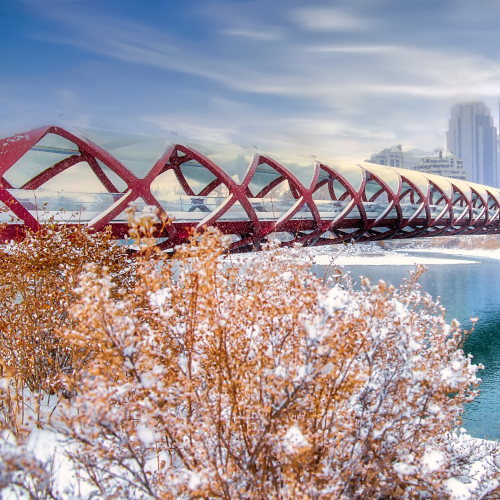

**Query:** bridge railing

left=0, top=189, right=490, bottom=225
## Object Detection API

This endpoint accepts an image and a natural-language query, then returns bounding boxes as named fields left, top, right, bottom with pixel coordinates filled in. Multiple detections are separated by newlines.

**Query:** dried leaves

left=56, top=217, right=483, bottom=499
left=0, top=221, right=136, bottom=435
left=0, top=210, right=493, bottom=498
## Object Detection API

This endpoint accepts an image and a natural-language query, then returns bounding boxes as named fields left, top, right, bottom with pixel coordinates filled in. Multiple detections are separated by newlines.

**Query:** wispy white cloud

left=7, top=0, right=500, bottom=165
left=221, top=29, right=283, bottom=40
left=306, top=45, right=398, bottom=54
left=290, top=7, right=367, bottom=31
left=37, top=14, right=500, bottom=101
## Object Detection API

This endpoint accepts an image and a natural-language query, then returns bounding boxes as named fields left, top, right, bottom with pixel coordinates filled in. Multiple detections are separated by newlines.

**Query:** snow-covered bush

left=0, top=430, right=57, bottom=499
left=0, top=221, right=136, bottom=436
left=50, top=213, right=493, bottom=499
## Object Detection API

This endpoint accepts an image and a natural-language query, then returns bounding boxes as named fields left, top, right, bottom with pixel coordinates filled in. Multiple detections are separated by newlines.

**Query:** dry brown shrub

left=0, top=220, right=136, bottom=436
left=54, top=212, right=486, bottom=499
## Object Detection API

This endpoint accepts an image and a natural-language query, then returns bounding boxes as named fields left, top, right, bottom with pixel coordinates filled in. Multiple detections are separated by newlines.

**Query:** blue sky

left=2, top=0, right=500, bottom=165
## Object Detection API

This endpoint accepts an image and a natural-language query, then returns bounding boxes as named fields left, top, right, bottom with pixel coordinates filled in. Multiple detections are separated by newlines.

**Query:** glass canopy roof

left=73, top=127, right=168, bottom=178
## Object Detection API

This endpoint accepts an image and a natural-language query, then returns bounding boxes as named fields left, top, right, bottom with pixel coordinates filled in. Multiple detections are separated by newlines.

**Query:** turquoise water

left=312, top=251, right=500, bottom=439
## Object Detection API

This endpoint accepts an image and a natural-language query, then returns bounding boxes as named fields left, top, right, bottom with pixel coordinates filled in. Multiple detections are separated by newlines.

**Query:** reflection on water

left=311, top=251, right=500, bottom=439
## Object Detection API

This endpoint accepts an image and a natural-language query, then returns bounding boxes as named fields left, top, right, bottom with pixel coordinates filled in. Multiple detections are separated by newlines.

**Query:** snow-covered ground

left=306, top=243, right=481, bottom=266
left=226, top=243, right=480, bottom=266
left=313, top=253, right=479, bottom=266
left=407, top=247, right=500, bottom=261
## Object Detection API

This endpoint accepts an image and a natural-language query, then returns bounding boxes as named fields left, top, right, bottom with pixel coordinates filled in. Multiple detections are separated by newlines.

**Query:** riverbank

left=313, top=251, right=480, bottom=266
left=299, top=242, right=480, bottom=266
left=308, top=234, right=500, bottom=266
left=407, top=247, right=500, bottom=260
left=226, top=242, right=482, bottom=266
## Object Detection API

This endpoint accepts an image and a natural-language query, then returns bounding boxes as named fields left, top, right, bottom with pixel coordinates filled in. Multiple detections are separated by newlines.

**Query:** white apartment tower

left=366, top=144, right=404, bottom=167
left=446, top=101, right=498, bottom=187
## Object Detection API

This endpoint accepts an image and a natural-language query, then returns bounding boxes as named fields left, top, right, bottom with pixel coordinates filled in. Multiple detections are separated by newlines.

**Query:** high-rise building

left=365, top=144, right=404, bottom=167
left=411, top=150, right=467, bottom=181
left=365, top=146, right=467, bottom=181
left=446, top=101, right=498, bottom=186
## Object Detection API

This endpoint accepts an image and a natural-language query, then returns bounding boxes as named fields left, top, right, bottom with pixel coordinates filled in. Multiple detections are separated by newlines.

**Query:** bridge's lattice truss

left=1, top=125, right=500, bottom=253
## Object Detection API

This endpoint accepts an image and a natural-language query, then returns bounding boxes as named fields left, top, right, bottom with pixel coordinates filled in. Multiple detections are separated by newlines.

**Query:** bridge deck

left=0, top=193, right=488, bottom=223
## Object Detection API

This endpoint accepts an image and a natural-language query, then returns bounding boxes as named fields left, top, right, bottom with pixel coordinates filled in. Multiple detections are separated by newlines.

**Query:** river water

left=311, top=251, right=500, bottom=440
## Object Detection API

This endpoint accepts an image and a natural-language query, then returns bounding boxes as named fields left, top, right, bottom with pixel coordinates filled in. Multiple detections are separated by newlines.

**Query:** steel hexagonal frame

left=1, top=125, right=500, bottom=252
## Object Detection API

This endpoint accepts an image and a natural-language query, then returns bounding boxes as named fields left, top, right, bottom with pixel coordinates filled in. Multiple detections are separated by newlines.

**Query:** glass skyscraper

left=446, top=101, right=498, bottom=187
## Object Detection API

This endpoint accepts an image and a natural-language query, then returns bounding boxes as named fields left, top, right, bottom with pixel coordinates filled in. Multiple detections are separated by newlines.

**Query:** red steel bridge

left=1, top=125, right=500, bottom=253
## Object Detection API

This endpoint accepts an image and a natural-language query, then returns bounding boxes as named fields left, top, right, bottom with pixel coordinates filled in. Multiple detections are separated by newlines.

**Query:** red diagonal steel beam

left=2, top=124, right=500, bottom=251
